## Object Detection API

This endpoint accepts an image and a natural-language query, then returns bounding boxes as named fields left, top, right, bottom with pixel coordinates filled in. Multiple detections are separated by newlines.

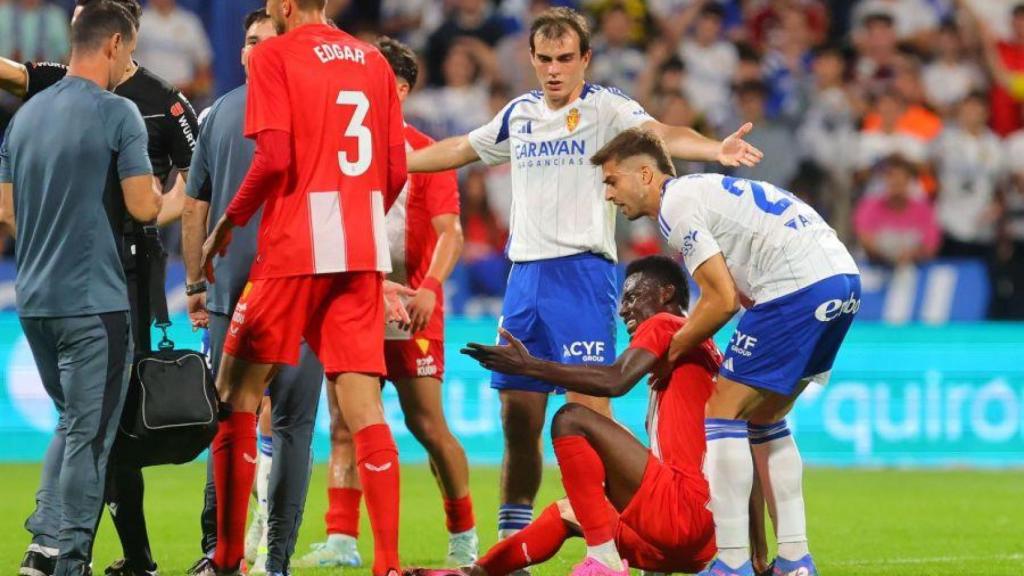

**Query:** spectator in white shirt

left=922, top=22, right=986, bottom=116
left=933, top=92, right=1005, bottom=257
left=135, top=0, right=213, bottom=102
left=589, top=4, right=646, bottom=94
left=406, top=40, right=494, bottom=141
left=680, top=3, right=737, bottom=128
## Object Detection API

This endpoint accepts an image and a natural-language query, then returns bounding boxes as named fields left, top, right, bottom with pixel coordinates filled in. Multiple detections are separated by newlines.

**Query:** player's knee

left=330, top=418, right=354, bottom=445
left=404, top=413, right=447, bottom=448
left=550, top=402, right=591, bottom=439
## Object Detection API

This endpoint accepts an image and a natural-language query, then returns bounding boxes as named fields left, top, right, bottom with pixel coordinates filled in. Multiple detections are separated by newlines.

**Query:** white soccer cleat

left=243, top=512, right=266, bottom=565
left=446, top=528, right=479, bottom=567
left=290, top=535, right=362, bottom=568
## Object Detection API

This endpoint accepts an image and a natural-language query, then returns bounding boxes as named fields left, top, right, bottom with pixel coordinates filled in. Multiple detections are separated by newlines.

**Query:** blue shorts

left=720, top=274, right=861, bottom=396
left=492, top=253, right=618, bottom=393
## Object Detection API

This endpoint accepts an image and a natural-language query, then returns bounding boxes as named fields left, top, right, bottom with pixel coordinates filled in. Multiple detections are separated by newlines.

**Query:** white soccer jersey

left=468, top=83, right=653, bottom=262
left=659, top=173, right=859, bottom=304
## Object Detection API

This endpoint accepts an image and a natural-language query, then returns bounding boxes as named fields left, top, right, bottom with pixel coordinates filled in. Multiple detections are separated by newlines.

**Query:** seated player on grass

left=458, top=255, right=720, bottom=576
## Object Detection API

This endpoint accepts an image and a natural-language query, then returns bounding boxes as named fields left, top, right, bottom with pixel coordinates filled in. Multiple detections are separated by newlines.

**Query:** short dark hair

left=72, top=0, right=137, bottom=53
left=76, top=0, right=140, bottom=28
left=1014, top=3, right=1024, bottom=17
left=625, top=256, right=690, bottom=309
left=862, top=12, right=895, bottom=28
left=590, top=127, right=676, bottom=177
left=530, top=7, right=591, bottom=55
left=244, top=9, right=271, bottom=34
left=884, top=154, right=917, bottom=176
left=377, top=36, right=419, bottom=87
left=699, top=3, right=725, bottom=21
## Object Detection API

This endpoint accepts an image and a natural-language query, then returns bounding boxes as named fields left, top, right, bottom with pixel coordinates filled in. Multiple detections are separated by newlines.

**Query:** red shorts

left=384, top=337, right=445, bottom=381
left=615, top=453, right=717, bottom=574
left=224, top=272, right=384, bottom=378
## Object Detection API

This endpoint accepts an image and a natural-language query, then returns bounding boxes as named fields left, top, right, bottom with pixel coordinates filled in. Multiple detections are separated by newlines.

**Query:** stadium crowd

left=2, top=0, right=1023, bottom=317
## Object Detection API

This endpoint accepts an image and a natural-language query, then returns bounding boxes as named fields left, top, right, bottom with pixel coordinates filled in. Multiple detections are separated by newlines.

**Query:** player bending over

left=459, top=255, right=720, bottom=576
left=590, top=128, right=861, bottom=576
left=198, top=1, right=410, bottom=575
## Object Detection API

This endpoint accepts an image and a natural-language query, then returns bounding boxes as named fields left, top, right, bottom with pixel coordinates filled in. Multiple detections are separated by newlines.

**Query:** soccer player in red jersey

left=199, top=1, right=408, bottom=575
left=460, top=255, right=720, bottom=576
left=295, top=37, right=477, bottom=569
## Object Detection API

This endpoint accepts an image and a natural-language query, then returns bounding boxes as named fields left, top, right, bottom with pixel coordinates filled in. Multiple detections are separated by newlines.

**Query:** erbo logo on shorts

left=814, top=293, right=861, bottom=322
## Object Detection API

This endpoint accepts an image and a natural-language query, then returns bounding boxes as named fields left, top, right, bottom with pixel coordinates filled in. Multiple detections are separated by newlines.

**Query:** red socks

left=477, top=504, right=570, bottom=576
left=212, top=412, right=258, bottom=570
left=443, top=495, right=475, bottom=534
left=552, top=435, right=617, bottom=545
left=326, top=487, right=362, bottom=537
left=355, top=423, right=401, bottom=575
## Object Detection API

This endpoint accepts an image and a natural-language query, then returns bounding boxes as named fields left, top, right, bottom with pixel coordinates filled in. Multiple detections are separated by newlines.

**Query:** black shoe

left=19, top=545, right=57, bottom=576
left=756, top=561, right=775, bottom=576
left=104, top=559, right=158, bottom=576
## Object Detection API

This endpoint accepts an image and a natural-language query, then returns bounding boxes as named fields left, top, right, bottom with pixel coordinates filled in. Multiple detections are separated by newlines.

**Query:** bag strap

left=142, top=226, right=174, bottom=351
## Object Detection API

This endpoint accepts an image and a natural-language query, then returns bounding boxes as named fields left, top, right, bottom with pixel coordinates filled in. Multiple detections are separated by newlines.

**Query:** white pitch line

left=832, top=553, right=1024, bottom=566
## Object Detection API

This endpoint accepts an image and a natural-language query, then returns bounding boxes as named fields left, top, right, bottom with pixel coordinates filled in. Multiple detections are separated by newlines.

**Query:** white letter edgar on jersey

left=314, top=43, right=366, bottom=65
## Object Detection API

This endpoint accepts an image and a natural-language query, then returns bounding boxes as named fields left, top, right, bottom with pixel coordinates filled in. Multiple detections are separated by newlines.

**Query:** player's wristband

left=420, top=276, right=443, bottom=300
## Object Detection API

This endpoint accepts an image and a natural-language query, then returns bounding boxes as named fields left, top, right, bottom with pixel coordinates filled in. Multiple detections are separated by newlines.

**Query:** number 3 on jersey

left=337, top=90, right=371, bottom=176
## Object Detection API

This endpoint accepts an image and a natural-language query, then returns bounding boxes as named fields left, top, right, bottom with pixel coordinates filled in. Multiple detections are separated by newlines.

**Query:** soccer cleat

left=188, top=560, right=241, bottom=576
left=290, top=535, right=362, bottom=568
left=19, top=544, right=57, bottom=576
left=103, top=559, right=158, bottom=576
left=446, top=529, right=479, bottom=567
left=186, top=558, right=214, bottom=576
left=569, top=558, right=629, bottom=576
left=756, top=561, right=774, bottom=576
left=771, top=554, right=818, bottom=576
left=698, top=559, right=756, bottom=576
left=244, top=512, right=266, bottom=565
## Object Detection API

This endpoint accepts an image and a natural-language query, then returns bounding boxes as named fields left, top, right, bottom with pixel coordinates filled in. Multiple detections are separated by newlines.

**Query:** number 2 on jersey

left=337, top=90, right=372, bottom=176
left=720, top=176, right=794, bottom=216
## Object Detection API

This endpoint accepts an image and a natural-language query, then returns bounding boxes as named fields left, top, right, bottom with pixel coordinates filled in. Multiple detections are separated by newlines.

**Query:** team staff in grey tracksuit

left=181, top=10, right=324, bottom=576
left=0, top=4, right=162, bottom=576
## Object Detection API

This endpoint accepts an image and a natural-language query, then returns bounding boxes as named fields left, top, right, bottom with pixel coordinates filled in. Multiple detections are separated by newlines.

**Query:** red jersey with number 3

left=628, top=313, right=722, bottom=475
left=244, top=23, right=406, bottom=278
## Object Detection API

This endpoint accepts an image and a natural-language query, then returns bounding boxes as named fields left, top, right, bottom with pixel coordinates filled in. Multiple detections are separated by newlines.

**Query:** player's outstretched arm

left=462, top=328, right=656, bottom=397
left=0, top=57, right=29, bottom=99
left=644, top=120, right=764, bottom=167
left=668, top=253, right=740, bottom=363
left=407, top=135, right=481, bottom=173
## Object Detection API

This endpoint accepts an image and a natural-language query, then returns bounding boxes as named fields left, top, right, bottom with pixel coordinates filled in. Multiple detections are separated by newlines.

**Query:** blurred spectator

left=922, top=22, right=986, bottom=116
left=482, top=82, right=513, bottom=230
left=657, top=89, right=712, bottom=176
left=588, top=3, right=645, bottom=92
left=495, top=0, right=551, bottom=95
left=634, top=40, right=688, bottom=110
left=856, top=92, right=929, bottom=172
left=379, top=0, right=444, bottom=50
left=425, top=0, right=506, bottom=87
left=746, top=0, right=829, bottom=52
left=973, top=2, right=1024, bottom=135
left=852, top=0, right=940, bottom=49
left=854, top=155, right=941, bottom=266
left=797, top=45, right=857, bottom=238
left=136, top=0, right=213, bottom=102
left=932, top=93, right=1004, bottom=258
left=798, top=46, right=857, bottom=174
left=680, top=4, right=738, bottom=128
left=460, top=168, right=510, bottom=296
left=727, top=80, right=799, bottom=186
left=852, top=11, right=900, bottom=92
left=0, top=0, right=70, bottom=63
left=581, top=0, right=648, bottom=43
left=761, top=6, right=817, bottom=121
left=406, top=40, right=495, bottom=140
left=733, top=42, right=764, bottom=84
left=649, top=0, right=743, bottom=43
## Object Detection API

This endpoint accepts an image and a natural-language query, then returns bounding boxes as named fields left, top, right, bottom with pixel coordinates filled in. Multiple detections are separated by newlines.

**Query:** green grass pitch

left=1, top=464, right=1021, bottom=575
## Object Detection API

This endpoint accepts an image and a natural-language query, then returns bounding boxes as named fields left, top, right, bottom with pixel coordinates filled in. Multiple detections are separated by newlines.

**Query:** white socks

left=750, top=420, right=809, bottom=562
left=704, top=419, right=754, bottom=569
left=587, top=540, right=625, bottom=571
